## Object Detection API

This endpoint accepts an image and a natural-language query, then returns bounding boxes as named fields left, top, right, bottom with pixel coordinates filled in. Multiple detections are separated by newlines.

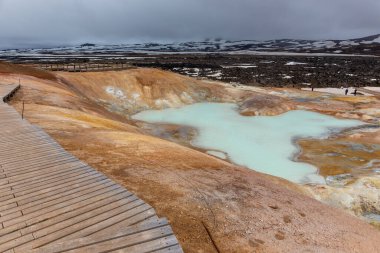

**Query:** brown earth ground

left=1, top=61, right=380, bottom=252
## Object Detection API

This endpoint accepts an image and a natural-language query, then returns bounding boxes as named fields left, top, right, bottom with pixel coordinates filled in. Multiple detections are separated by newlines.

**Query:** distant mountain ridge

left=1, top=34, right=380, bottom=56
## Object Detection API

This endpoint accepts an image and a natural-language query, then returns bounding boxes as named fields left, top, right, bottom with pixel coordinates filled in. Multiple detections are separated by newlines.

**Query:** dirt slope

left=0, top=64, right=379, bottom=252
left=0, top=61, right=57, bottom=81
left=58, top=69, right=235, bottom=115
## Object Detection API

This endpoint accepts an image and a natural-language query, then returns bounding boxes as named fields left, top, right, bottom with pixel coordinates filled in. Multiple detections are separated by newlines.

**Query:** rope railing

left=36, top=62, right=133, bottom=72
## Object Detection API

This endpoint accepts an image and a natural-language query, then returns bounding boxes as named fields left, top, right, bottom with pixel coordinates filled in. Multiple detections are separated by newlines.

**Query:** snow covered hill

left=1, top=34, right=380, bottom=57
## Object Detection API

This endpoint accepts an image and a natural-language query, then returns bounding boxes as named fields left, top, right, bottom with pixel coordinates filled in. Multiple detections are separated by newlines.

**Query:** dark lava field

left=130, top=54, right=380, bottom=87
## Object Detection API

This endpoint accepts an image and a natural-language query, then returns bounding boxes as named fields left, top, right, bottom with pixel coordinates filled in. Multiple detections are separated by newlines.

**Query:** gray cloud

left=0, top=0, right=379, bottom=49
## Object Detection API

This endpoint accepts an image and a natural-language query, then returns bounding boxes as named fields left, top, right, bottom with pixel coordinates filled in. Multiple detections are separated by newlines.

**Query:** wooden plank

left=19, top=192, right=135, bottom=236
left=0, top=131, right=50, bottom=142
left=2, top=185, right=127, bottom=228
left=1, top=154, right=78, bottom=171
left=0, top=190, right=130, bottom=238
left=27, top=218, right=170, bottom=253
left=0, top=161, right=87, bottom=188
left=0, top=167, right=96, bottom=200
left=0, top=132, right=56, bottom=143
left=0, top=133, right=55, bottom=141
left=51, top=205, right=156, bottom=244
left=45, top=229, right=175, bottom=253
left=0, top=233, right=34, bottom=253
left=0, top=230, right=22, bottom=247
left=0, top=172, right=107, bottom=212
left=0, top=179, right=114, bottom=217
left=0, top=162, right=89, bottom=191
left=0, top=159, right=86, bottom=185
left=21, top=181, right=120, bottom=215
left=0, top=139, right=59, bottom=152
left=1, top=156, right=80, bottom=176
left=11, top=170, right=104, bottom=199
left=1, top=153, right=77, bottom=169
left=11, top=198, right=141, bottom=250
left=30, top=201, right=148, bottom=245
left=21, top=227, right=175, bottom=253
left=87, top=216, right=164, bottom=240
left=0, top=195, right=14, bottom=202
left=1, top=142, right=64, bottom=154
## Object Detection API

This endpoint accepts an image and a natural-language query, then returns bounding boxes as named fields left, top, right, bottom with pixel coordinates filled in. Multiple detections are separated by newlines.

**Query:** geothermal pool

left=133, top=103, right=363, bottom=184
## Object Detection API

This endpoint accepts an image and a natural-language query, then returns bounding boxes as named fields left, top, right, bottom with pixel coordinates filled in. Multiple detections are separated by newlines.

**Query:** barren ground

left=1, top=62, right=380, bottom=252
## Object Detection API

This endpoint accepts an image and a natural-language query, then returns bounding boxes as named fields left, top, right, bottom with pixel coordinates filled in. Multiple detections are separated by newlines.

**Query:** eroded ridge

left=0, top=84, right=183, bottom=253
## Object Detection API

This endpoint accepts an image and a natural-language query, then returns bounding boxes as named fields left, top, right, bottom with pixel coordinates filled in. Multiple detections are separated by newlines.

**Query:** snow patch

left=222, top=64, right=257, bottom=69
left=312, top=41, right=336, bottom=49
left=207, top=71, right=223, bottom=78
left=302, top=87, right=373, bottom=96
left=260, top=60, right=275, bottom=64
left=339, top=40, right=359, bottom=46
left=285, top=61, right=307, bottom=66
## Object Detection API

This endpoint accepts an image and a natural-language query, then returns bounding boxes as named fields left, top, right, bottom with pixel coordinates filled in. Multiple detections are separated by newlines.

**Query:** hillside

left=1, top=34, right=380, bottom=57
left=0, top=63, right=379, bottom=252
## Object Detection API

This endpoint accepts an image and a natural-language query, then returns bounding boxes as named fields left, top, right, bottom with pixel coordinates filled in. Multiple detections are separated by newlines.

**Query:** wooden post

left=22, top=101, right=25, bottom=120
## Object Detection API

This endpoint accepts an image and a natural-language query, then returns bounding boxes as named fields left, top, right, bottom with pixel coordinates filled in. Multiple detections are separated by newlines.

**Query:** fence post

left=22, top=101, right=25, bottom=120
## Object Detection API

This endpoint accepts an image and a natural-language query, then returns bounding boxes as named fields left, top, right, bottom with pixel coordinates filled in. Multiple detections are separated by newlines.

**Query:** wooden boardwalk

left=0, top=84, right=183, bottom=253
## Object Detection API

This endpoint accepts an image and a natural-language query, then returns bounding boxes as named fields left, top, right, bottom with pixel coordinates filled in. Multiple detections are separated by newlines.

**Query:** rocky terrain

left=132, top=54, right=380, bottom=87
left=1, top=61, right=380, bottom=252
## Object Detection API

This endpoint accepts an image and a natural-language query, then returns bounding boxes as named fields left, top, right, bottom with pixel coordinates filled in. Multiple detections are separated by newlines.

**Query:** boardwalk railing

left=35, top=63, right=133, bottom=72
left=0, top=84, right=183, bottom=253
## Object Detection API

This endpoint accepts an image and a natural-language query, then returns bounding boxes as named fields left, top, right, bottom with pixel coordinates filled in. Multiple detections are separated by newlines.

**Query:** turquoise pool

left=133, top=103, right=363, bottom=184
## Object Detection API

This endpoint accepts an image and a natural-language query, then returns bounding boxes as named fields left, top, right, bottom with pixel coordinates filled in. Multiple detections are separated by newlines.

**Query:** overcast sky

left=0, top=0, right=379, bottom=49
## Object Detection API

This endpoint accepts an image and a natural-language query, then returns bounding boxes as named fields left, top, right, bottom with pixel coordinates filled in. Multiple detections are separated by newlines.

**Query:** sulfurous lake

left=133, top=103, right=363, bottom=184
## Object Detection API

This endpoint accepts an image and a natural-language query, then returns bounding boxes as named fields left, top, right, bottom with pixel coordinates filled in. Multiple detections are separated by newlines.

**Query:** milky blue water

left=133, top=103, right=363, bottom=184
